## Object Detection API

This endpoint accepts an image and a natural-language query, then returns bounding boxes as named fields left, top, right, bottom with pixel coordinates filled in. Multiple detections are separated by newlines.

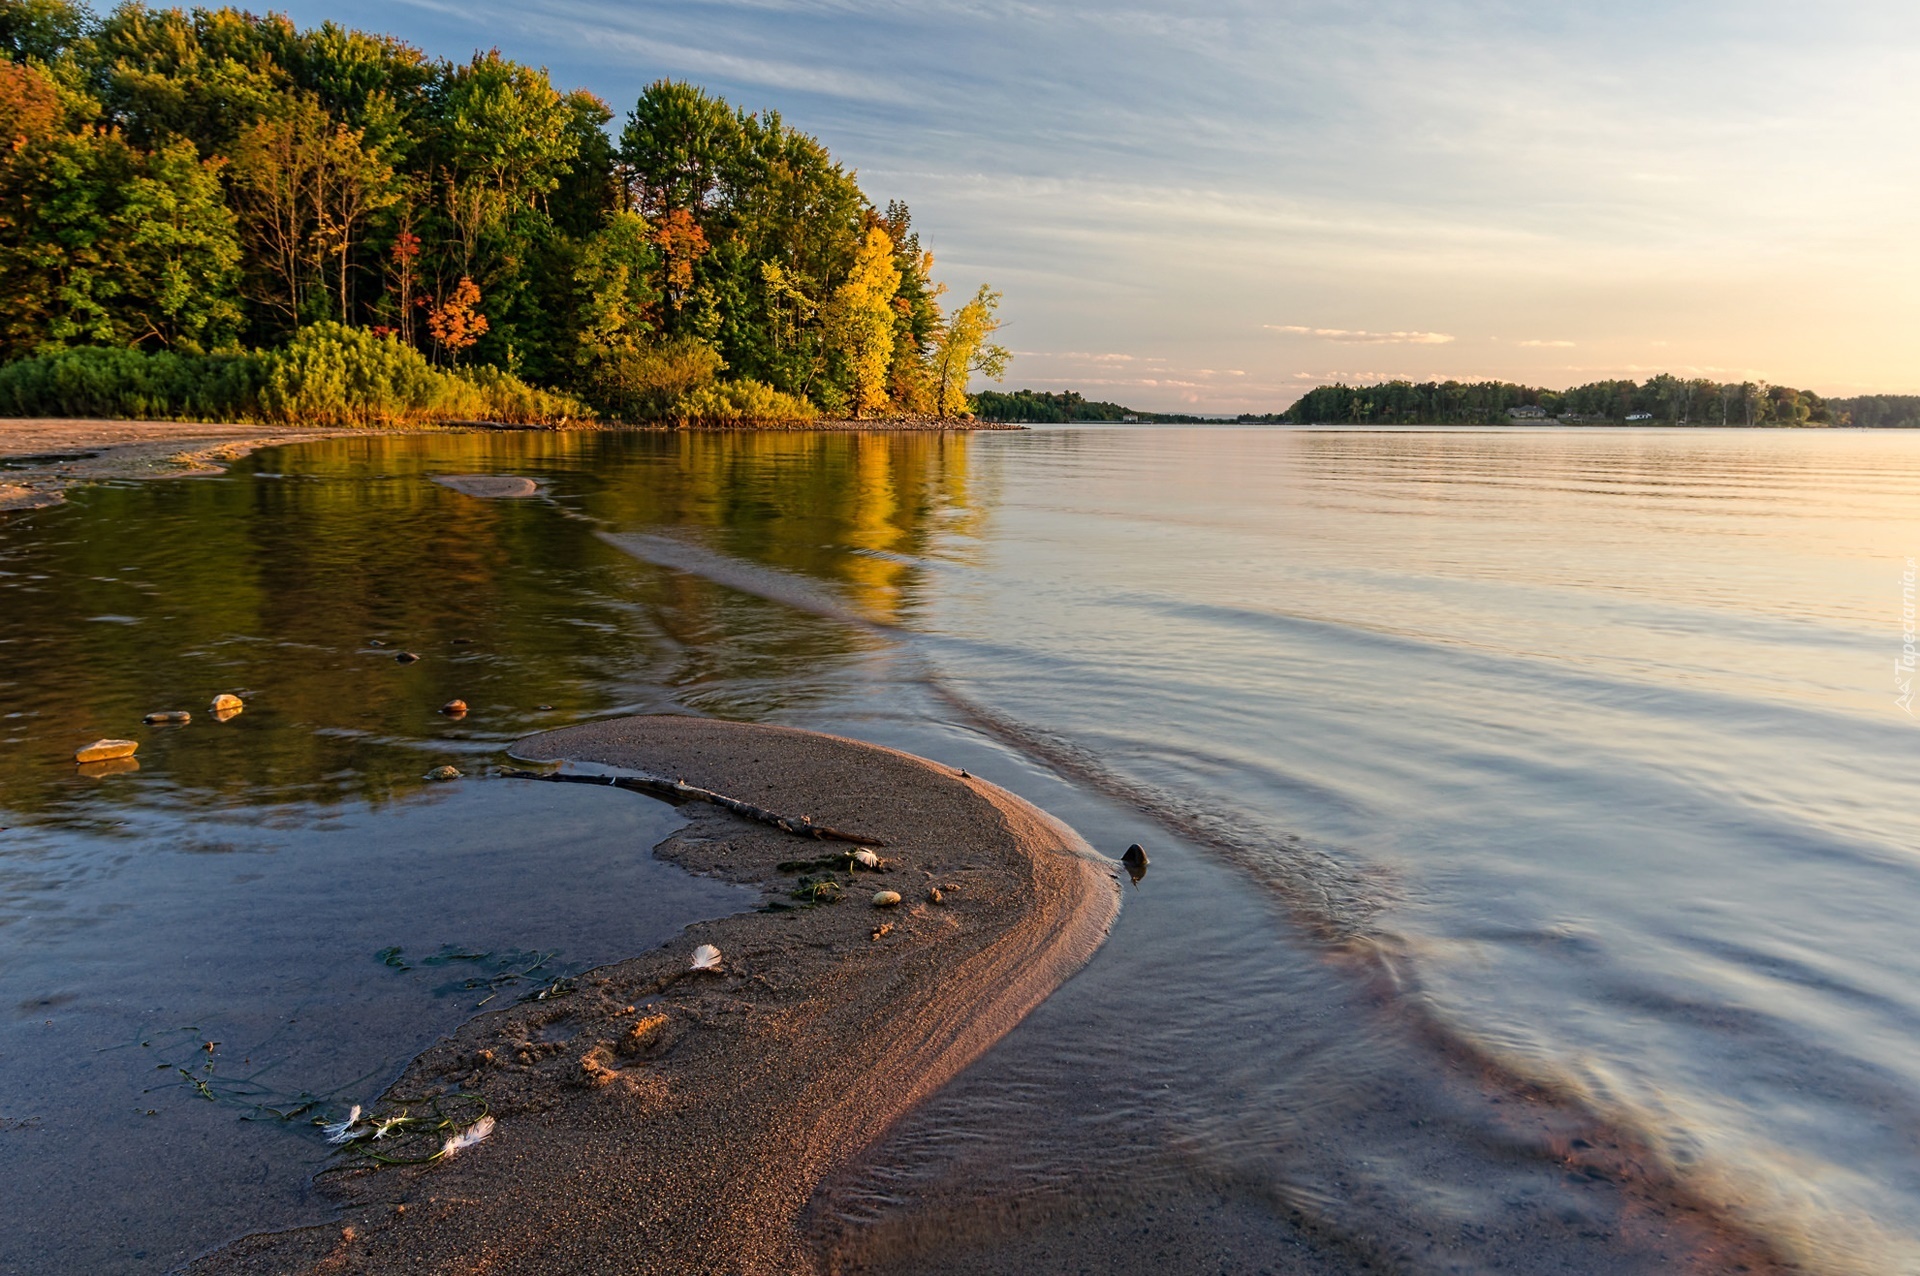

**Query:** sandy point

left=193, top=715, right=1120, bottom=1276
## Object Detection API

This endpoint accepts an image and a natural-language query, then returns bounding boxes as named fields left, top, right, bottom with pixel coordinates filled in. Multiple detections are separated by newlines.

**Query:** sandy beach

left=190, top=715, right=1120, bottom=1275
left=0, top=419, right=387, bottom=510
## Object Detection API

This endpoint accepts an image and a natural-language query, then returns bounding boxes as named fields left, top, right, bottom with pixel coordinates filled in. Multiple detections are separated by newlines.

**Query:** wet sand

left=0, top=419, right=384, bottom=509
left=192, top=715, right=1120, bottom=1275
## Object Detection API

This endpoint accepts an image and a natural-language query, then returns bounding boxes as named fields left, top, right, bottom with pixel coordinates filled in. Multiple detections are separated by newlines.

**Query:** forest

left=1283, top=376, right=1860, bottom=426
left=0, top=0, right=1007, bottom=424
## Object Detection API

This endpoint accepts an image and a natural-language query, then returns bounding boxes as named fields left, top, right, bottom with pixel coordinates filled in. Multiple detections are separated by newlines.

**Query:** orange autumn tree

left=651, top=207, right=707, bottom=315
left=426, top=276, right=487, bottom=361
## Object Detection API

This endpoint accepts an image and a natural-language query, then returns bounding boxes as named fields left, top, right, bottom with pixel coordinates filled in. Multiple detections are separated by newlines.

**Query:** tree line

left=0, top=0, right=1007, bottom=423
left=1283, top=376, right=1863, bottom=426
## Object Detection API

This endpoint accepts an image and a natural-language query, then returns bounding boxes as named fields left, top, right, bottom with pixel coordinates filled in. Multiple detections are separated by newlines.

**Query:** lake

left=2, top=426, right=1916, bottom=1272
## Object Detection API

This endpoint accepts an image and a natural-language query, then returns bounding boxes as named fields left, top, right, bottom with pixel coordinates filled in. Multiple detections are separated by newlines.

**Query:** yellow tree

left=826, top=226, right=901, bottom=417
left=930, top=285, right=1009, bottom=416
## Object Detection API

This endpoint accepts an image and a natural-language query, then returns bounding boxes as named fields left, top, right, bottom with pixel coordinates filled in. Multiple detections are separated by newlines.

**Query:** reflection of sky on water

left=6, top=427, right=1920, bottom=1271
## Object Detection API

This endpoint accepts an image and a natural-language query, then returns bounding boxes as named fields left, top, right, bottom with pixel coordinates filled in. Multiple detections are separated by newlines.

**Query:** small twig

left=501, top=769, right=887, bottom=846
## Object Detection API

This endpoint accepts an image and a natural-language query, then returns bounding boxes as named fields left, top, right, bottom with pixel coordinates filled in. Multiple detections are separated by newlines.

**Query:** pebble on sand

left=75, top=739, right=138, bottom=764
left=871, top=890, right=902, bottom=908
left=143, top=711, right=191, bottom=725
left=425, top=765, right=463, bottom=781
left=440, top=699, right=469, bottom=716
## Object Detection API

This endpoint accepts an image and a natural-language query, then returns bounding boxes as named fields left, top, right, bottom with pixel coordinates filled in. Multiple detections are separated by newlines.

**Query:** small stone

left=870, top=922, right=895, bottom=941
left=1122, top=842, right=1150, bottom=885
left=143, top=711, right=191, bottom=725
left=440, top=699, right=469, bottom=716
left=75, top=739, right=137, bottom=764
left=927, top=886, right=943, bottom=905
left=424, top=765, right=462, bottom=781
left=871, top=890, right=902, bottom=908
left=210, top=694, right=243, bottom=715
left=395, top=652, right=421, bottom=664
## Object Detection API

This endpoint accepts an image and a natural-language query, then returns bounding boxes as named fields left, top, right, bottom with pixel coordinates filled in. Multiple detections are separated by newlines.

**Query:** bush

left=584, top=338, right=724, bottom=421
left=0, top=326, right=590, bottom=426
left=671, top=378, right=818, bottom=426
left=0, top=345, right=261, bottom=420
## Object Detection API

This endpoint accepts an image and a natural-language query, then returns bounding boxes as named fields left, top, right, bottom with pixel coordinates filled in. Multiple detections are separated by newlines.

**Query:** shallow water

left=2, top=427, right=1917, bottom=1271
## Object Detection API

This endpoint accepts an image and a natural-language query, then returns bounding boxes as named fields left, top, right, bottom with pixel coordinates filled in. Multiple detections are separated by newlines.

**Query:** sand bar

left=194, top=715, right=1120, bottom=1275
left=0, top=419, right=375, bottom=509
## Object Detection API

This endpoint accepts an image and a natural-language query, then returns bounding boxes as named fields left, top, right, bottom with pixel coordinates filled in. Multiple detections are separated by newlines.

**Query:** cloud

left=1518, top=339, right=1576, bottom=348
left=1267, top=326, right=1455, bottom=345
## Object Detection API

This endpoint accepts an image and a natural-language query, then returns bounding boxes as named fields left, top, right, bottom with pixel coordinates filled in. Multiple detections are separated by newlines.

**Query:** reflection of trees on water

left=0, top=431, right=981, bottom=824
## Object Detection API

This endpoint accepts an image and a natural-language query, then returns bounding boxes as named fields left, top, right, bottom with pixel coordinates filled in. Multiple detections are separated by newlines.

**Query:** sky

left=280, top=0, right=1920, bottom=412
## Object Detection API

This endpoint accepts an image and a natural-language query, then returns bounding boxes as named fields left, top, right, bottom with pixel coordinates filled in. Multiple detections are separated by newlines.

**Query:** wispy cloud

left=1519, top=339, right=1576, bottom=348
left=1268, top=326, right=1456, bottom=346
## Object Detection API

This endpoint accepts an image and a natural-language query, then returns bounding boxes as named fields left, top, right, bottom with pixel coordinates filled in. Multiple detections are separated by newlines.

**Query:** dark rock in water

left=75, top=739, right=138, bottom=763
left=440, top=699, right=469, bottom=716
left=143, top=711, right=191, bottom=725
left=395, top=652, right=420, bottom=664
left=1122, top=842, right=1150, bottom=885
left=451, top=637, right=474, bottom=645
left=425, top=765, right=462, bottom=781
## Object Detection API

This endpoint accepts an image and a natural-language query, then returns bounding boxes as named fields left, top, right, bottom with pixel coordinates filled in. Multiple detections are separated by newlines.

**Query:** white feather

left=321, top=1104, right=363, bottom=1144
left=851, top=848, right=880, bottom=868
left=690, top=943, right=722, bottom=972
left=439, top=1115, right=494, bottom=1158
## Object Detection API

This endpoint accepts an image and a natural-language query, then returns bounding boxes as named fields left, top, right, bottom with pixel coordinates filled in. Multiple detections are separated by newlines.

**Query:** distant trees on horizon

left=976, top=378, right=1915, bottom=427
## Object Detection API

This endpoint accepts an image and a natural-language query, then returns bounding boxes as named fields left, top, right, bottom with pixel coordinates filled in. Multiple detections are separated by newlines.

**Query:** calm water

left=2, top=427, right=1917, bottom=1272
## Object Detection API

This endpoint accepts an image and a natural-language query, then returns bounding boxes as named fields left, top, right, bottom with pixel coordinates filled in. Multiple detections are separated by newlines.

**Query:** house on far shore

left=1506, top=405, right=1549, bottom=420
left=1626, top=412, right=1654, bottom=421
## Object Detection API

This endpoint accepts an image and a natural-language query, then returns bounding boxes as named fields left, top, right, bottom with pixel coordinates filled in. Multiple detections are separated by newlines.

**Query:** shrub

left=0, top=325, right=589, bottom=426
left=671, top=378, right=818, bottom=426
left=585, top=338, right=724, bottom=421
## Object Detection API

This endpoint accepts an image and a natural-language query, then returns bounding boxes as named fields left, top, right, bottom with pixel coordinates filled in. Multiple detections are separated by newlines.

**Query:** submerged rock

left=424, top=765, right=462, bottom=781
left=433, top=474, right=540, bottom=499
left=74, top=739, right=137, bottom=764
left=143, top=711, right=191, bottom=725
left=395, top=652, right=421, bottom=664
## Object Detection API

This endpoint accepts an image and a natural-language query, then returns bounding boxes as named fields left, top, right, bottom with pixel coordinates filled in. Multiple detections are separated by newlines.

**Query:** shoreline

left=192, top=716, right=1121, bottom=1274
left=0, top=416, right=1023, bottom=510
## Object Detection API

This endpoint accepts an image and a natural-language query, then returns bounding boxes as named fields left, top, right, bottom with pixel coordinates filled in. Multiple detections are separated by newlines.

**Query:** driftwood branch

left=500, top=768, right=887, bottom=847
